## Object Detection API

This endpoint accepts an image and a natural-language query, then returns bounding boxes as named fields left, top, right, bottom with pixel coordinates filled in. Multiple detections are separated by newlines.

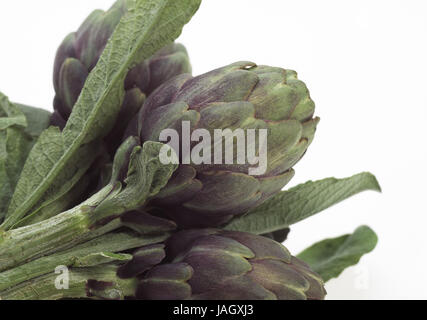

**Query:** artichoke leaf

left=93, top=141, right=178, bottom=224
left=15, top=103, right=51, bottom=139
left=297, top=226, right=378, bottom=282
left=224, top=172, right=381, bottom=234
left=0, top=93, right=33, bottom=220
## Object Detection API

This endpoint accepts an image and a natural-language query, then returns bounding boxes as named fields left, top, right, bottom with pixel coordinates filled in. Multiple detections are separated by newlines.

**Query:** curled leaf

left=297, top=226, right=378, bottom=282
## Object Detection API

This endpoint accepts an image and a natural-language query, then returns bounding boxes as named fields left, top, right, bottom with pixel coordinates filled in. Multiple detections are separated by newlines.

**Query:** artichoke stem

left=0, top=265, right=137, bottom=300
left=0, top=185, right=123, bottom=272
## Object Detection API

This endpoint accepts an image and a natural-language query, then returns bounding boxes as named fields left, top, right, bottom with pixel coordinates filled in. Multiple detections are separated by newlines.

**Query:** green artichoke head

left=51, top=0, right=192, bottom=131
left=133, top=61, right=319, bottom=227
left=118, top=229, right=326, bottom=300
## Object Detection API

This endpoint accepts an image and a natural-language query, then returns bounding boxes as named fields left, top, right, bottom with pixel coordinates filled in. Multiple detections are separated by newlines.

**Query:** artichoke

left=50, top=0, right=192, bottom=197
left=51, top=0, right=192, bottom=139
left=119, top=229, right=326, bottom=300
left=134, top=61, right=319, bottom=227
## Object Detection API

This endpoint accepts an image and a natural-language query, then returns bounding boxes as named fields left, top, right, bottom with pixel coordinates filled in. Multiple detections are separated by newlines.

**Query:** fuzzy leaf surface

left=225, top=172, right=381, bottom=234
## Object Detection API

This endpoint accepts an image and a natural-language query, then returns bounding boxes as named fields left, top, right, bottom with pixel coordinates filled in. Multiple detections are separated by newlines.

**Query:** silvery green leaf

left=16, top=104, right=51, bottom=139
left=0, top=94, right=33, bottom=220
left=15, top=173, right=91, bottom=227
left=3, top=127, right=99, bottom=229
left=297, top=226, right=378, bottom=282
left=225, top=172, right=381, bottom=234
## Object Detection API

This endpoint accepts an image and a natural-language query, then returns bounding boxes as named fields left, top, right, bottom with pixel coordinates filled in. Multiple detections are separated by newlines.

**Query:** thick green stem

left=0, top=142, right=177, bottom=273
left=0, top=185, right=122, bottom=272
left=0, top=265, right=138, bottom=300
left=0, top=231, right=169, bottom=291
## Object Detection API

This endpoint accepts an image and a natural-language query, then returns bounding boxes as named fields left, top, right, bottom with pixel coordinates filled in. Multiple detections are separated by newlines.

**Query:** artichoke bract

left=119, top=229, right=326, bottom=300
left=134, top=61, right=319, bottom=227
left=51, top=0, right=192, bottom=135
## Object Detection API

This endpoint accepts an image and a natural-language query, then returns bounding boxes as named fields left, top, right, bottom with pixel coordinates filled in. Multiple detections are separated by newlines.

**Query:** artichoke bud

left=135, top=230, right=326, bottom=300
left=51, top=0, right=192, bottom=136
left=56, top=57, right=88, bottom=119
left=135, top=61, right=319, bottom=228
left=50, top=1, right=192, bottom=202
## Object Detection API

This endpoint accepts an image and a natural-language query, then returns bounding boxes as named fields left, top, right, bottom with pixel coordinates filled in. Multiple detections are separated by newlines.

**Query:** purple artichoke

left=51, top=0, right=192, bottom=139
left=133, top=61, right=319, bottom=227
left=119, top=229, right=326, bottom=300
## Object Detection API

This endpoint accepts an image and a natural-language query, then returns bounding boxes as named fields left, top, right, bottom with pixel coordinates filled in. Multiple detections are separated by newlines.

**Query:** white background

left=0, top=0, right=426, bottom=299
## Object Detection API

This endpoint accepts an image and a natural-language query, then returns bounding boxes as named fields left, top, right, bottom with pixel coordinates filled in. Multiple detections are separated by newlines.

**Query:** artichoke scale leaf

left=154, top=165, right=202, bottom=203
left=117, top=244, right=166, bottom=278
left=224, top=172, right=381, bottom=235
left=192, top=275, right=276, bottom=300
left=248, top=259, right=309, bottom=300
left=183, top=171, right=262, bottom=213
left=174, top=62, right=259, bottom=106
